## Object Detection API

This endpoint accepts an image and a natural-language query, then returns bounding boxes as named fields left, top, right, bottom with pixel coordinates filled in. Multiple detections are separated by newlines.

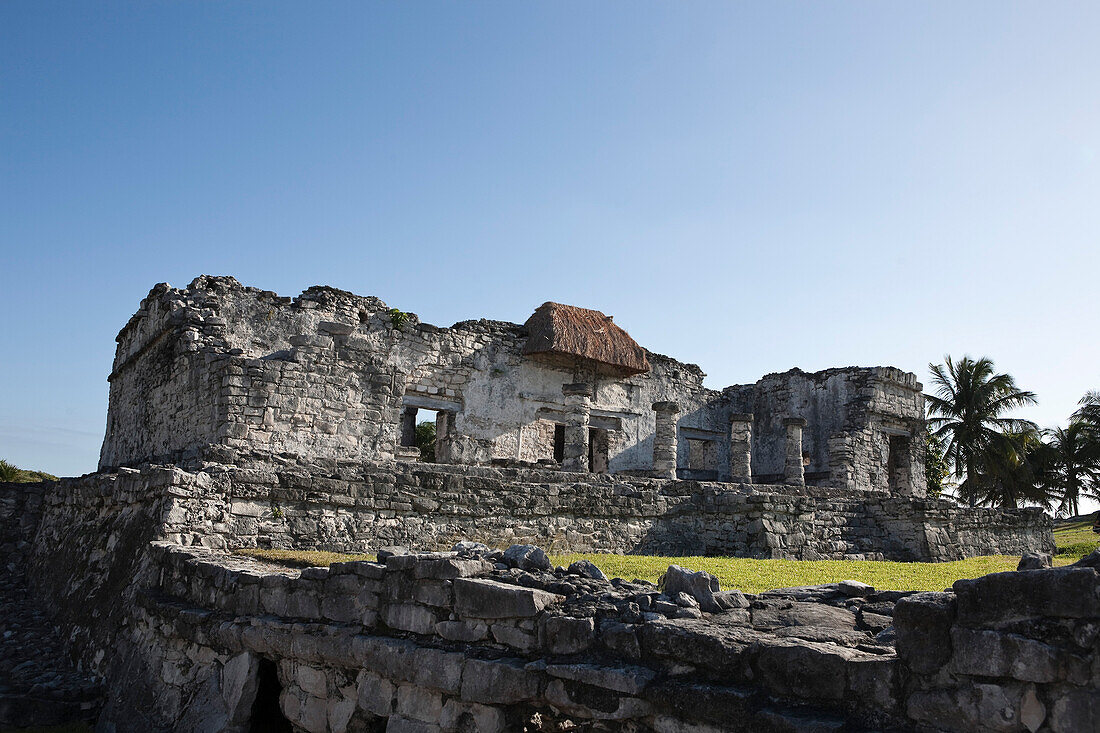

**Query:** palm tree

left=926, top=355, right=1039, bottom=507
left=1074, top=391, right=1100, bottom=440
left=1045, top=421, right=1100, bottom=517
left=0, top=459, right=18, bottom=482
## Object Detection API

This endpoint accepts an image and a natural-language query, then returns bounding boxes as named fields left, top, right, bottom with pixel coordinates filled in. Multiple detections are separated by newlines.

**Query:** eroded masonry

left=3, top=275, right=1086, bottom=733
left=95, top=275, right=1048, bottom=561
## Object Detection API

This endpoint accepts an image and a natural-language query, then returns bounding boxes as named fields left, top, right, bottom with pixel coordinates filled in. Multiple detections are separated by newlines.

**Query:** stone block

left=502, top=544, right=552, bottom=571
left=953, top=567, right=1100, bottom=624
left=545, top=662, right=656, bottom=695
left=754, top=640, right=850, bottom=701
left=951, top=628, right=1086, bottom=683
left=453, top=578, right=562, bottom=618
left=397, top=684, right=443, bottom=723
left=296, top=664, right=328, bottom=697
left=385, top=716, right=441, bottom=733
left=383, top=603, right=439, bottom=635
left=460, top=658, right=541, bottom=704
left=539, top=615, right=596, bottom=654
left=414, top=557, right=492, bottom=579
left=413, top=580, right=453, bottom=608
left=439, top=700, right=507, bottom=733
left=435, top=620, right=488, bottom=642
left=412, top=648, right=464, bottom=694
left=894, top=592, right=956, bottom=674
left=659, top=565, right=722, bottom=613
left=544, top=679, right=651, bottom=720
left=357, top=670, right=396, bottom=717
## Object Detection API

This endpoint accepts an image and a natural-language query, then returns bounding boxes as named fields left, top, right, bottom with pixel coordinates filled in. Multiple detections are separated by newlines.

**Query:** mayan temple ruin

left=2, top=275, right=1095, bottom=733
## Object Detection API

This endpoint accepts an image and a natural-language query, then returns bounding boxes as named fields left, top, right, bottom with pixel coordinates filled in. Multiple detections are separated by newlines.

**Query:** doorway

left=588, top=427, right=609, bottom=473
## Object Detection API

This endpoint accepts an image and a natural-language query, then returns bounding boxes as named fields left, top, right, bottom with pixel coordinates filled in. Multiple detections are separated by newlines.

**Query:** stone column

left=651, top=401, right=681, bottom=479
left=561, top=383, right=593, bottom=472
left=400, top=406, right=418, bottom=447
left=435, top=411, right=455, bottom=464
left=729, top=412, right=753, bottom=484
left=783, top=417, right=808, bottom=486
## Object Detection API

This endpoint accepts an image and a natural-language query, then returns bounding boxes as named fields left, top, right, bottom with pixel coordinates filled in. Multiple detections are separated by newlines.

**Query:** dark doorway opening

left=553, top=424, right=565, bottom=463
left=588, top=427, right=609, bottom=473
left=248, top=659, right=293, bottom=733
left=887, top=434, right=911, bottom=493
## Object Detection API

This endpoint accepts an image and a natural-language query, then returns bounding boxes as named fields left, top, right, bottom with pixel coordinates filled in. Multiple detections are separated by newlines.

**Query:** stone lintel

left=652, top=401, right=680, bottom=414
left=782, top=417, right=808, bottom=427
left=562, top=382, right=594, bottom=398
left=729, top=412, right=754, bottom=423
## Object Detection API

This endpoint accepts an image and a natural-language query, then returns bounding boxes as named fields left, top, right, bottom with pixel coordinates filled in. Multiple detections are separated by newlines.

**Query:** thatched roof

left=522, top=302, right=650, bottom=377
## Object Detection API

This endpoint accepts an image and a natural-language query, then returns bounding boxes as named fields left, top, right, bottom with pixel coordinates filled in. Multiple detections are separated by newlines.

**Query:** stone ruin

left=1, top=275, right=1092, bottom=733
left=92, top=275, right=1049, bottom=562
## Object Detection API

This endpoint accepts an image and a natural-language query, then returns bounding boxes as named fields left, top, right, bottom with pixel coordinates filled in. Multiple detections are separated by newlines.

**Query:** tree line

left=925, top=355, right=1099, bottom=516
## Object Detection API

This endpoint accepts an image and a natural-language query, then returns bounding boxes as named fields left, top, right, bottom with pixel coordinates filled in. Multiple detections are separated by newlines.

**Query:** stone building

left=99, top=275, right=925, bottom=495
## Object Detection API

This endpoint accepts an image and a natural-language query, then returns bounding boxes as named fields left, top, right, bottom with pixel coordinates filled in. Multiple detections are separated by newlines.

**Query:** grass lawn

left=237, top=515, right=1099, bottom=595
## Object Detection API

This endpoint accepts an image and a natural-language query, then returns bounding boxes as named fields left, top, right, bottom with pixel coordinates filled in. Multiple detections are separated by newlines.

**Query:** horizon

left=2, top=3, right=1098, bottom=514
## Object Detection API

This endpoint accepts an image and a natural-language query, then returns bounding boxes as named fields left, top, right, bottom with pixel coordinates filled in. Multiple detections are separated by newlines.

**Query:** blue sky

left=2, top=2, right=1098, bottom=486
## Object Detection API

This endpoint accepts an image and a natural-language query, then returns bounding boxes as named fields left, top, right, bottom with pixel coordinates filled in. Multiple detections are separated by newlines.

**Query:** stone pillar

left=561, top=383, right=593, bottom=472
left=651, top=401, right=681, bottom=479
left=400, top=406, right=418, bottom=447
left=435, top=411, right=455, bottom=464
left=783, top=417, right=808, bottom=486
left=729, top=412, right=753, bottom=484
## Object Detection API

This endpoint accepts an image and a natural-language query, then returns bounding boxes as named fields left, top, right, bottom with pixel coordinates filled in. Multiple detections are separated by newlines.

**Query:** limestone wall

left=897, top=564, right=1100, bottom=732
left=130, top=456, right=1052, bottom=562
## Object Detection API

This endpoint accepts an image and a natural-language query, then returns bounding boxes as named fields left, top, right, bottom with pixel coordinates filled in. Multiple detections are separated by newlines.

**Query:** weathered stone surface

left=659, top=565, right=722, bottom=613
left=501, top=544, right=551, bottom=572
left=568, top=559, right=608, bottom=581
left=838, top=579, right=874, bottom=597
left=954, top=566, right=1100, bottom=623
left=539, top=616, right=596, bottom=654
left=453, top=578, right=562, bottom=618
left=459, top=659, right=540, bottom=704
left=1017, top=552, right=1052, bottom=570
left=894, top=592, right=956, bottom=673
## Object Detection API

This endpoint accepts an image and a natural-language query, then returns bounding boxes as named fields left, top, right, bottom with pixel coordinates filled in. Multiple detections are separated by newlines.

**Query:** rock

left=453, top=578, right=563, bottom=618
left=567, top=559, right=608, bottom=581
left=502, top=544, right=552, bottom=572
left=893, top=592, right=956, bottom=674
left=674, top=592, right=699, bottom=609
left=220, top=652, right=259, bottom=724
left=452, top=541, right=491, bottom=555
left=713, top=590, right=750, bottom=610
left=1020, top=685, right=1046, bottom=732
left=460, top=658, right=540, bottom=705
left=659, top=565, right=722, bottom=613
left=378, top=546, right=410, bottom=561
left=1017, top=552, right=1052, bottom=570
left=838, top=580, right=874, bottom=597
left=539, top=616, right=596, bottom=654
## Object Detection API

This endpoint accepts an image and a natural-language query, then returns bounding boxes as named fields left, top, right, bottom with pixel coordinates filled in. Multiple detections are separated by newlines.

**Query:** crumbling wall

left=896, top=563, right=1100, bottom=732
left=87, top=542, right=1100, bottom=733
left=140, top=456, right=1050, bottom=562
left=99, top=276, right=720, bottom=475
left=724, top=367, right=925, bottom=493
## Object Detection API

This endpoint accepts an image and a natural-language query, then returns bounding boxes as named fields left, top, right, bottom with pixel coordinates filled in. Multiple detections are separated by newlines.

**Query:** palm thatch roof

left=522, top=302, right=650, bottom=377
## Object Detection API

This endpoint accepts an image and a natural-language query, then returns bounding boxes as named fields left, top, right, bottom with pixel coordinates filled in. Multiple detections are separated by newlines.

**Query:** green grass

left=235, top=515, right=1099, bottom=595
left=1053, top=515, right=1100, bottom=562
left=236, top=548, right=368, bottom=568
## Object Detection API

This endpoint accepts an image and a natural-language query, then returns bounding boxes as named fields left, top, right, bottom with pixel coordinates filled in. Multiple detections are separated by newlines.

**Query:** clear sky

left=2, top=3, right=1098, bottom=503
